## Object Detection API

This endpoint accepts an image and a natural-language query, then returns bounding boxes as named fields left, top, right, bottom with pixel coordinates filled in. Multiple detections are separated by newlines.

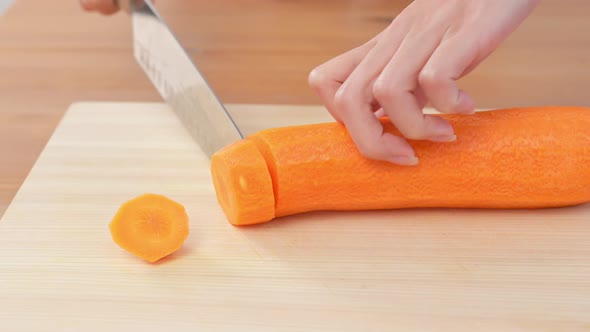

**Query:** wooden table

left=1, top=0, right=590, bottom=217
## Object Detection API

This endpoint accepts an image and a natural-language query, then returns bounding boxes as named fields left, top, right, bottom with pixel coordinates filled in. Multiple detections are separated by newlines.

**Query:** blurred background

left=0, top=0, right=12, bottom=15
left=1, top=0, right=589, bottom=215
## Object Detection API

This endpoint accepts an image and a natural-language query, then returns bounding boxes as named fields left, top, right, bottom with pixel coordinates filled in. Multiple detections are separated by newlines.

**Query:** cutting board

left=1, top=102, right=589, bottom=331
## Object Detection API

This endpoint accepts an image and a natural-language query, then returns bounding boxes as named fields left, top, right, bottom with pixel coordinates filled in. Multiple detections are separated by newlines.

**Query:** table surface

left=1, top=0, right=590, bottom=217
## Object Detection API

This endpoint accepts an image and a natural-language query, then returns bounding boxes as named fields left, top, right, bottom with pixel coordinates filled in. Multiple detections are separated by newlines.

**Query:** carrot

left=210, top=139, right=275, bottom=225
left=109, top=193, right=189, bottom=262
left=210, top=106, right=590, bottom=226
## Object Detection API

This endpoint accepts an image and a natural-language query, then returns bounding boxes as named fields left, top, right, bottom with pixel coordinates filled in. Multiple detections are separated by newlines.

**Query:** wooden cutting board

left=1, top=102, right=589, bottom=331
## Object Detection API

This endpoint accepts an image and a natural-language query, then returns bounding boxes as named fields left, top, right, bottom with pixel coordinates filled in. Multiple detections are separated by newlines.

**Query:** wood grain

left=1, top=0, right=590, bottom=217
left=0, top=102, right=589, bottom=331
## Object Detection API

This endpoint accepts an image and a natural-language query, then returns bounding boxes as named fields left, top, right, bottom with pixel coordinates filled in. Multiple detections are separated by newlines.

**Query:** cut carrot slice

left=109, top=193, right=189, bottom=262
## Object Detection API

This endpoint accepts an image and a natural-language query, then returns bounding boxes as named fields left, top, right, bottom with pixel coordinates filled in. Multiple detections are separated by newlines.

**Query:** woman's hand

left=79, top=0, right=120, bottom=15
left=308, top=0, right=540, bottom=165
left=79, top=0, right=152, bottom=14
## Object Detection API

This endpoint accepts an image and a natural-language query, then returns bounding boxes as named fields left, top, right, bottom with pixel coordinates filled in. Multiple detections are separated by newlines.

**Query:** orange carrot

left=211, top=106, right=590, bottom=226
left=210, top=139, right=275, bottom=225
left=109, top=193, right=189, bottom=262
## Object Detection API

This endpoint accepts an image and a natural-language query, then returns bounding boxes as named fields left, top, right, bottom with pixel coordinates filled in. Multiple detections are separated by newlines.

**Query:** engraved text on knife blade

left=131, top=8, right=243, bottom=157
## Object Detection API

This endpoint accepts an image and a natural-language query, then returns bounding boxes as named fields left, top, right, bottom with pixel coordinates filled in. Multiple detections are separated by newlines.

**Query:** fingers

left=373, top=24, right=460, bottom=143
left=418, top=32, right=478, bottom=115
left=334, top=85, right=418, bottom=165
left=307, top=0, right=540, bottom=166
left=332, top=21, right=420, bottom=164
left=310, top=47, right=401, bottom=161
left=308, top=42, right=375, bottom=123
left=80, top=0, right=119, bottom=15
left=308, top=14, right=475, bottom=163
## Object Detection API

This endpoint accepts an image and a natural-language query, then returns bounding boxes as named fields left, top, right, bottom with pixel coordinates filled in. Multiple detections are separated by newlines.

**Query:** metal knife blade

left=120, top=0, right=243, bottom=157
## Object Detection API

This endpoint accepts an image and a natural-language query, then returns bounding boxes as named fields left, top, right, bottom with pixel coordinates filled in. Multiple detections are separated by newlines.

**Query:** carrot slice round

left=109, top=193, right=189, bottom=262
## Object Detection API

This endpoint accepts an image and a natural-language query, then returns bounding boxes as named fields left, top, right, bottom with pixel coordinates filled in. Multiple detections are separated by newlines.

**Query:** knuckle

left=418, top=68, right=441, bottom=90
left=307, top=66, right=326, bottom=90
left=372, top=79, right=401, bottom=104
left=371, top=81, right=389, bottom=101
left=332, top=87, right=356, bottom=113
left=419, top=69, right=461, bottom=113
left=418, top=68, right=441, bottom=89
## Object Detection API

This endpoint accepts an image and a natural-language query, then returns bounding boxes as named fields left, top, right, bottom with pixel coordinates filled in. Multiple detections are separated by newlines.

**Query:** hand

left=79, top=0, right=152, bottom=15
left=79, top=0, right=120, bottom=15
left=308, top=0, right=540, bottom=165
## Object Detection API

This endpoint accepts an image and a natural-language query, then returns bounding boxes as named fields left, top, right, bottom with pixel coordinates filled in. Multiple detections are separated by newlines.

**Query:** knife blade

left=119, top=0, right=243, bottom=157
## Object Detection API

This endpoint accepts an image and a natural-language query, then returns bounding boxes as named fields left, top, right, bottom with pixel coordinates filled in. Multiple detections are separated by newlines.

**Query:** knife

left=117, top=0, right=244, bottom=157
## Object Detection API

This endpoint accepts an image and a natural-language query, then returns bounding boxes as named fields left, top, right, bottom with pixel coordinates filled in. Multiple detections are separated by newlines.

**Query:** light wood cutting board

left=1, top=102, right=589, bottom=331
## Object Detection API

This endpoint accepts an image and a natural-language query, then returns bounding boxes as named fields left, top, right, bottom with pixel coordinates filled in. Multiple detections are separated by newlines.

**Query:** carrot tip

left=210, top=139, right=276, bottom=226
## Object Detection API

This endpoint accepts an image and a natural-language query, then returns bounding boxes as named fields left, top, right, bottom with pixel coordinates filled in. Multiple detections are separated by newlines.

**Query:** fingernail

left=458, top=106, right=476, bottom=115
left=430, top=134, right=456, bottom=142
left=390, top=155, right=419, bottom=166
left=374, top=109, right=386, bottom=118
